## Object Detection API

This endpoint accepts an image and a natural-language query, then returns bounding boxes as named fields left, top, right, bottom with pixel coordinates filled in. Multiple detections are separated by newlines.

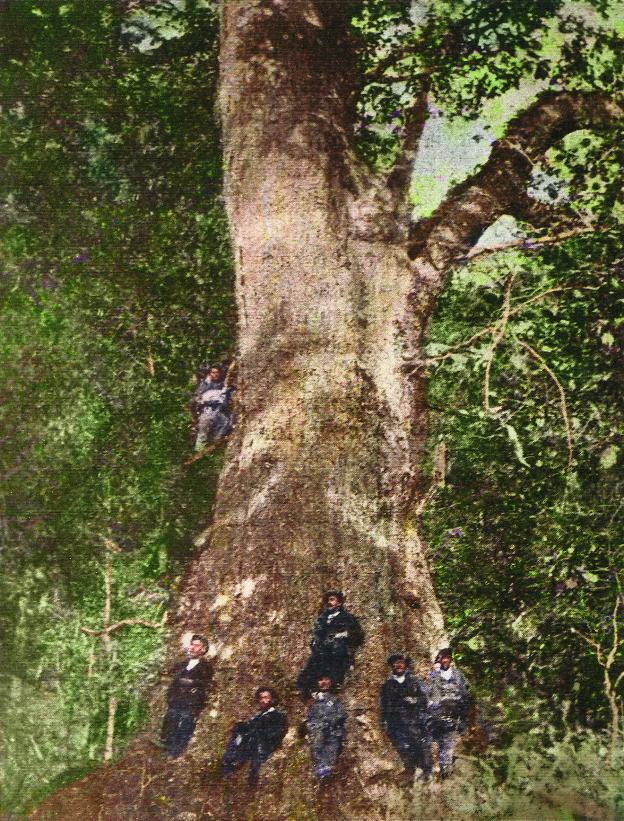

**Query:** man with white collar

left=160, top=634, right=214, bottom=758
left=296, top=590, right=364, bottom=698
left=426, top=648, right=470, bottom=779
left=380, top=654, right=432, bottom=782
left=304, top=673, right=347, bottom=780
left=221, top=687, right=288, bottom=785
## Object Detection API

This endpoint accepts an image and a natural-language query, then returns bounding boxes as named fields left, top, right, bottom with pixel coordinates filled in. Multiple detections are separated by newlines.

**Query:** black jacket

left=234, top=708, right=288, bottom=756
left=166, top=657, right=214, bottom=711
left=311, top=606, right=364, bottom=652
left=380, top=672, right=428, bottom=735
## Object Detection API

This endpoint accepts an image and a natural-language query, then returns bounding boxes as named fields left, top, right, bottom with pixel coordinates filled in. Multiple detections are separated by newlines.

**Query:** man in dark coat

left=221, top=687, right=288, bottom=785
left=304, top=673, right=347, bottom=780
left=380, top=653, right=432, bottom=781
left=160, top=634, right=214, bottom=758
left=426, top=648, right=470, bottom=779
left=296, top=591, right=364, bottom=697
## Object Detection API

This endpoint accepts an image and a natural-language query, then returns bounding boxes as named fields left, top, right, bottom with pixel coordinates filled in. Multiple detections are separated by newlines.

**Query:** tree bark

left=31, top=4, right=624, bottom=820
left=167, top=4, right=446, bottom=814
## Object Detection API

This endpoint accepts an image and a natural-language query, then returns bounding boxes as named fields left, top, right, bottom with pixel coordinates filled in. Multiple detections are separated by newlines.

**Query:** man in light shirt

left=160, top=634, right=214, bottom=758
left=426, top=648, right=470, bottom=779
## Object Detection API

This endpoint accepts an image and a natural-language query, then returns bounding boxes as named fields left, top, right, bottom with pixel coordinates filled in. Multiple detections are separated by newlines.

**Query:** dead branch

left=518, top=340, right=574, bottom=468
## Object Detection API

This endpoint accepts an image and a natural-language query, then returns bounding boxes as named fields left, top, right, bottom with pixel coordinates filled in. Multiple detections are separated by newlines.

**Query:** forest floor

left=28, top=730, right=615, bottom=821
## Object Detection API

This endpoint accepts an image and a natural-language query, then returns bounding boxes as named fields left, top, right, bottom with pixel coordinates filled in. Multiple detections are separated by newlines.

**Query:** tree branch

left=484, top=271, right=517, bottom=413
left=80, top=616, right=166, bottom=638
left=408, top=91, right=623, bottom=267
left=386, top=77, right=430, bottom=205
left=518, top=340, right=574, bottom=468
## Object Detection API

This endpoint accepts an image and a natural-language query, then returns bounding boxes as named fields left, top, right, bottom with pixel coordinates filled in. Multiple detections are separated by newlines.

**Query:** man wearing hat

left=380, top=654, right=432, bottom=782
left=221, top=686, right=288, bottom=785
left=426, top=648, right=470, bottom=779
left=160, top=634, right=214, bottom=758
left=296, top=591, right=364, bottom=698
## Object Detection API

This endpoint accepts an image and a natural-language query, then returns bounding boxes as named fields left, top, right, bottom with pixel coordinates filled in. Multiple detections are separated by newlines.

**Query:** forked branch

left=408, top=91, right=623, bottom=267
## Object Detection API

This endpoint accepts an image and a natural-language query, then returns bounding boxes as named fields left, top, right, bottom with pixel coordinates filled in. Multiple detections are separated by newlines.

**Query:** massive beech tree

left=33, top=1, right=624, bottom=819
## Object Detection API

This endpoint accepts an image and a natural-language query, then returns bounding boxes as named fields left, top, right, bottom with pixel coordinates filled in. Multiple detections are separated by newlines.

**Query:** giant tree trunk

left=169, top=3, right=446, bottom=816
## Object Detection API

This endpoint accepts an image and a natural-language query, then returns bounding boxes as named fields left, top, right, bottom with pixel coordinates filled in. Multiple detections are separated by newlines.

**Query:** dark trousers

left=297, top=643, right=350, bottom=696
left=433, top=727, right=459, bottom=776
left=221, top=733, right=270, bottom=784
left=388, top=726, right=432, bottom=777
left=160, top=706, right=197, bottom=758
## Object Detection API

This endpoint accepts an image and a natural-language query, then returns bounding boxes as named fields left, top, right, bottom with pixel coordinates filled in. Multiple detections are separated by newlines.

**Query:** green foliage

left=0, top=0, right=232, bottom=813
left=424, top=234, right=624, bottom=729
left=406, top=726, right=624, bottom=819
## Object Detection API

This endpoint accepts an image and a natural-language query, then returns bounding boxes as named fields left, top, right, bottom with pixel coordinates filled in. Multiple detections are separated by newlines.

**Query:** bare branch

left=484, top=271, right=517, bottom=413
left=518, top=340, right=574, bottom=468
left=80, top=616, right=167, bottom=638
left=573, top=627, right=606, bottom=665
left=408, top=91, right=623, bottom=266
left=464, top=226, right=607, bottom=262
left=386, top=78, right=430, bottom=204
left=408, top=285, right=595, bottom=375
left=184, top=435, right=230, bottom=466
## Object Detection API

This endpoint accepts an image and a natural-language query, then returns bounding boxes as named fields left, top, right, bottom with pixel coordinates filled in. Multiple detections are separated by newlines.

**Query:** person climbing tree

left=302, top=673, right=347, bottom=781
left=220, top=687, right=288, bottom=786
left=426, top=648, right=470, bottom=779
left=192, top=364, right=233, bottom=451
left=160, top=634, right=214, bottom=758
left=380, top=653, right=432, bottom=783
left=296, top=591, right=364, bottom=698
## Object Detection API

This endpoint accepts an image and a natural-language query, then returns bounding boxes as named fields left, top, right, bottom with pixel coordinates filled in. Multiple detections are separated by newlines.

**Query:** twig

left=408, top=285, right=594, bottom=375
left=517, top=340, right=574, bottom=468
left=484, top=271, right=517, bottom=413
left=461, top=226, right=607, bottom=262
left=184, top=435, right=230, bottom=465
left=80, top=615, right=167, bottom=637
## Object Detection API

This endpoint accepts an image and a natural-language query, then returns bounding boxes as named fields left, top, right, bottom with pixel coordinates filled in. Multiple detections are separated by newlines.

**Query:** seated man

left=221, top=687, right=288, bottom=785
left=304, top=673, right=347, bottom=780
left=296, top=591, right=364, bottom=698
left=426, top=648, right=470, bottom=779
left=192, top=364, right=233, bottom=451
left=380, top=653, right=432, bottom=782
left=160, top=634, right=214, bottom=758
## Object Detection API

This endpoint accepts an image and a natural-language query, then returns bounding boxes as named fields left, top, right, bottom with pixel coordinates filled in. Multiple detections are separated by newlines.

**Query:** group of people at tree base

left=159, top=591, right=469, bottom=786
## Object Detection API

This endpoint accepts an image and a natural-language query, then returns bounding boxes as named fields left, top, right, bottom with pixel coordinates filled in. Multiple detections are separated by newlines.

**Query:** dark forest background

left=1, top=1, right=622, bottom=817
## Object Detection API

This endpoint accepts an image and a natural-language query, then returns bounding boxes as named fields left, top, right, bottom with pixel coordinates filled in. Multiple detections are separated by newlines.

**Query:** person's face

left=188, top=639, right=207, bottom=658
left=317, top=676, right=332, bottom=692
left=439, top=654, right=451, bottom=670
left=257, top=690, right=273, bottom=710
left=391, top=659, right=407, bottom=675
left=209, top=367, right=222, bottom=382
left=326, top=595, right=340, bottom=609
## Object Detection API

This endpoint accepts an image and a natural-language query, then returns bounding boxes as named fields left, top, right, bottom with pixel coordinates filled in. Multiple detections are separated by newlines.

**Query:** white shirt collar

left=392, top=673, right=406, bottom=684
left=186, top=658, right=200, bottom=670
